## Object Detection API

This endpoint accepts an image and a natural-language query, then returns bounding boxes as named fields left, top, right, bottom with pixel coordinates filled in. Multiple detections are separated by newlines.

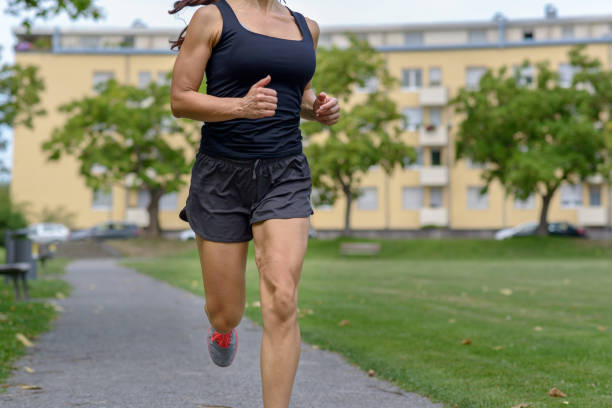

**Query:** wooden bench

left=339, top=242, right=381, bottom=257
left=0, top=263, right=30, bottom=300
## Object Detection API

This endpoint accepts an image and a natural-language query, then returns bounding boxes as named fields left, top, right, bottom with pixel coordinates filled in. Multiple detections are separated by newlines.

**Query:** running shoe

left=207, top=326, right=238, bottom=367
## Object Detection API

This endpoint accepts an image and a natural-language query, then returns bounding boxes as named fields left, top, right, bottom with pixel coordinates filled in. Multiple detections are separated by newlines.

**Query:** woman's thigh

left=195, top=235, right=249, bottom=309
left=252, top=218, right=310, bottom=300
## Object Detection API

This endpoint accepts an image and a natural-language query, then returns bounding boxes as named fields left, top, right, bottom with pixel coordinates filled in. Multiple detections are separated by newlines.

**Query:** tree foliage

left=42, top=77, right=199, bottom=236
left=5, top=0, right=103, bottom=29
left=302, top=35, right=415, bottom=234
left=451, top=46, right=612, bottom=234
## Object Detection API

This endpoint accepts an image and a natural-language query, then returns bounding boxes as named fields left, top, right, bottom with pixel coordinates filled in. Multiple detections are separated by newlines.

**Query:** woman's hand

left=239, top=75, right=278, bottom=119
left=313, top=92, right=340, bottom=125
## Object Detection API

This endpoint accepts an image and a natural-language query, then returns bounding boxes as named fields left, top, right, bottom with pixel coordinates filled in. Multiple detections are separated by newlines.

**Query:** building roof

left=11, top=13, right=612, bottom=36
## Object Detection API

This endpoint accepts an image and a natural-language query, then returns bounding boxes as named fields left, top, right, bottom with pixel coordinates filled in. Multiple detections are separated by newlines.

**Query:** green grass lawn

left=0, top=254, right=71, bottom=387
left=124, top=237, right=612, bottom=408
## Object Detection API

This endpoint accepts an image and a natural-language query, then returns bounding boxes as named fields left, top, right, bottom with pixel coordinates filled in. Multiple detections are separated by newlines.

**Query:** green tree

left=451, top=46, right=611, bottom=235
left=42, top=78, right=199, bottom=237
left=6, top=0, right=103, bottom=29
left=302, top=35, right=415, bottom=235
left=0, top=63, right=46, bottom=174
left=1, top=0, right=103, bottom=174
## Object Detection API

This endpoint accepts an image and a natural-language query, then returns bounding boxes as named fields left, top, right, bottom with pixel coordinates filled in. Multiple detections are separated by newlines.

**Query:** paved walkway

left=1, top=259, right=442, bottom=408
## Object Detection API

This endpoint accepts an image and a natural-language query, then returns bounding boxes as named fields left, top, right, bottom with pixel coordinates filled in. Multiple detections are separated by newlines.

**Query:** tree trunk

left=537, top=190, right=554, bottom=236
left=145, top=188, right=164, bottom=238
left=343, top=190, right=352, bottom=237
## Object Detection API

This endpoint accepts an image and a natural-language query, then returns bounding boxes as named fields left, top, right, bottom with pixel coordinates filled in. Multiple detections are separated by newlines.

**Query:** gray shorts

left=179, top=151, right=314, bottom=242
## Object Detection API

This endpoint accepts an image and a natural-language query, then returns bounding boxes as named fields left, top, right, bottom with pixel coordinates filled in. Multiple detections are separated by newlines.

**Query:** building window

left=356, top=76, right=378, bottom=93
left=137, top=190, right=150, bottom=208
left=428, top=108, right=442, bottom=126
left=514, top=65, right=535, bottom=87
left=466, top=157, right=485, bottom=169
left=357, top=187, right=378, bottom=210
left=403, top=147, right=424, bottom=168
left=514, top=194, right=536, bottom=210
left=560, top=183, right=583, bottom=209
left=93, top=71, right=114, bottom=92
left=559, top=63, right=578, bottom=88
left=429, top=67, right=442, bottom=86
left=429, top=187, right=443, bottom=208
left=523, top=29, right=535, bottom=41
left=404, top=31, right=423, bottom=46
left=467, top=186, right=488, bottom=210
left=589, top=185, right=601, bottom=207
left=402, top=187, right=423, bottom=210
left=430, top=148, right=442, bottom=166
left=157, top=71, right=171, bottom=85
left=402, top=108, right=423, bottom=131
left=92, top=188, right=113, bottom=210
left=138, top=71, right=152, bottom=88
left=468, top=29, right=488, bottom=44
left=160, top=192, right=178, bottom=211
left=466, top=67, right=487, bottom=89
left=81, top=36, right=101, bottom=49
left=561, top=25, right=574, bottom=39
left=401, top=68, right=422, bottom=89
left=311, top=188, right=333, bottom=211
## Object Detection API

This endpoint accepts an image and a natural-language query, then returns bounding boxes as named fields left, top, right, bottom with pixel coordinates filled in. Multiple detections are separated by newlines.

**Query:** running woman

left=169, top=1, right=339, bottom=406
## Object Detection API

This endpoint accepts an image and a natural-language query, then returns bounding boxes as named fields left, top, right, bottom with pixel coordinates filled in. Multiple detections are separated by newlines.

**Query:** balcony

left=419, top=166, right=448, bottom=186
left=420, top=207, right=449, bottom=227
left=419, top=125, right=448, bottom=146
left=586, top=174, right=604, bottom=184
left=577, top=207, right=608, bottom=227
left=418, top=86, right=448, bottom=106
left=125, top=208, right=149, bottom=227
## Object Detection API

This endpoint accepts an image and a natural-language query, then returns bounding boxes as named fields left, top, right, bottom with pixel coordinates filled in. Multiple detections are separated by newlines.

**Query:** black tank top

left=199, top=0, right=316, bottom=159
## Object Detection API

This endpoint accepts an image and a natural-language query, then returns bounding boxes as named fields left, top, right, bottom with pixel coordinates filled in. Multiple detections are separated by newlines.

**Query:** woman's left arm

left=300, top=17, right=340, bottom=125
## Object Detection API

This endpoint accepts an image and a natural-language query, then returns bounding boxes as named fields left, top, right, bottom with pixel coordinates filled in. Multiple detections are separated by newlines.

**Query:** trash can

left=4, top=228, right=37, bottom=280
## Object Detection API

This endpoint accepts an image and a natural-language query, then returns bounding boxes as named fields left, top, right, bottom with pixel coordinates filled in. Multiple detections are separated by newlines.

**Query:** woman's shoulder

left=299, top=14, right=320, bottom=46
left=188, top=4, right=223, bottom=47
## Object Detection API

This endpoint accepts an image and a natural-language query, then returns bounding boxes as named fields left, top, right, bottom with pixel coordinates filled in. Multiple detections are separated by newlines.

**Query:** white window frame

left=429, top=187, right=443, bottom=208
left=92, top=188, right=113, bottom=211
left=93, top=71, right=114, bottom=93
left=402, top=187, right=423, bottom=210
left=560, top=183, right=583, bottom=209
left=138, top=71, right=152, bottom=88
left=468, top=29, right=488, bottom=44
left=466, top=67, right=487, bottom=90
left=588, top=185, right=601, bottom=207
left=467, top=186, right=489, bottom=210
left=429, top=67, right=442, bottom=86
left=514, top=194, right=536, bottom=210
left=402, top=107, right=423, bottom=131
left=404, top=31, right=423, bottom=46
left=401, top=68, right=423, bottom=90
left=356, top=76, right=378, bottom=93
left=357, top=187, right=378, bottom=211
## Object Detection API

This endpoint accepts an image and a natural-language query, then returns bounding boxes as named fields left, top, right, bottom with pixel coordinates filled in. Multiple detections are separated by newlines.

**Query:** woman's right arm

left=170, top=6, right=277, bottom=122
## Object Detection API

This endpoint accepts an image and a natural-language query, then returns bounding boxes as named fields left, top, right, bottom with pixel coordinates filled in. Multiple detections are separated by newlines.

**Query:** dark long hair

left=169, top=0, right=287, bottom=50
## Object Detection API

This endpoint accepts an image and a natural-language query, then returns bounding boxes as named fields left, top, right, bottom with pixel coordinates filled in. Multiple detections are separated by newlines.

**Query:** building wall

left=10, top=33, right=612, bottom=232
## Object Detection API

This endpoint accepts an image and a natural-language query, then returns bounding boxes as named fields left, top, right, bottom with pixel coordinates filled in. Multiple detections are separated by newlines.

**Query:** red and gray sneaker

left=207, top=326, right=238, bottom=367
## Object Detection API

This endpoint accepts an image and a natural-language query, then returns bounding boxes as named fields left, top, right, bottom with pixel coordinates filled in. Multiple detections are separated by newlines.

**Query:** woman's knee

left=261, top=283, right=298, bottom=325
left=205, top=301, right=244, bottom=333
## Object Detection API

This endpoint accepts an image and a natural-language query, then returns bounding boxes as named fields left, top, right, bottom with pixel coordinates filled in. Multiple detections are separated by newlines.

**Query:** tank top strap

left=288, top=9, right=313, bottom=45
left=212, top=0, right=242, bottom=31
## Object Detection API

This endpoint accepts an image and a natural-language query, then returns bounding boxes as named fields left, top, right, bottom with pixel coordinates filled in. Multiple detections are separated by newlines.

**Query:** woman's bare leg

left=252, top=218, right=310, bottom=408
left=195, top=235, right=249, bottom=333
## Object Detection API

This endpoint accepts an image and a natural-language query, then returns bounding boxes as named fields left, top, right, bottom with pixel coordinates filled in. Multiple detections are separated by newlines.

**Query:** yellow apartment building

left=10, top=6, right=612, bottom=233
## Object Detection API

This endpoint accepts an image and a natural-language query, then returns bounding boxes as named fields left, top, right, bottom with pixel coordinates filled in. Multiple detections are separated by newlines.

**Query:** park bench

left=0, top=262, right=30, bottom=300
left=339, top=242, right=381, bottom=257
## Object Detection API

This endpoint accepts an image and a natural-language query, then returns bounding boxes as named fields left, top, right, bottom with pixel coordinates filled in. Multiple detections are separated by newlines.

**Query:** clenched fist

left=240, top=75, right=278, bottom=119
